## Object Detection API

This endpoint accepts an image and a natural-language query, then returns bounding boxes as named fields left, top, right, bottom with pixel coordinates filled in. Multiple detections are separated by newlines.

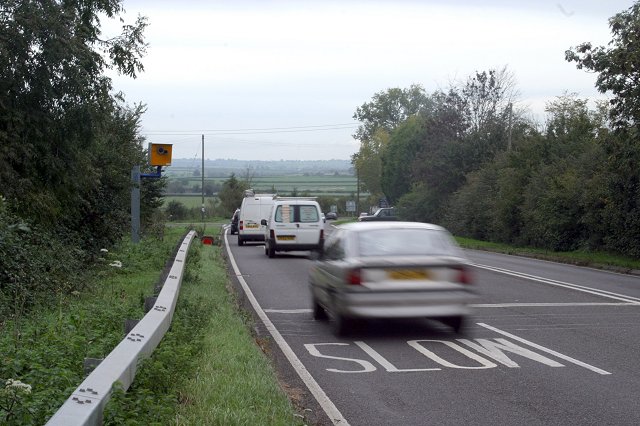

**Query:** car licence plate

left=277, top=235, right=296, bottom=241
left=246, top=223, right=259, bottom=229
left=388, top=269, right=429, bottom=280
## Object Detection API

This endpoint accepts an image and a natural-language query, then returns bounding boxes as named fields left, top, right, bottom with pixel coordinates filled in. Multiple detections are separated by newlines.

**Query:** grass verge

left=103, top=226, right=304, bottom=425
left=0, top=228, right=181, bottom=424
left=1, top=225, right=302, bottom=425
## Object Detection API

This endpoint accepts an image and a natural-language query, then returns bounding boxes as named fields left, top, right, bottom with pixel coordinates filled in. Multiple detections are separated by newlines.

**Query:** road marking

left=306, top=332, right=610, bottom=375
left=305, top=343, right=377, bottom=373
left=265, top=309, right=313, bottom=313
left=224, top=231, right=349, bottom=426
left=477, top=323, right=611, bottom=375
left=473, top=263, right=640, bottom=304
left=471, top=302, right=636, bottom=307
left=355, top=341, right=442, bottom=372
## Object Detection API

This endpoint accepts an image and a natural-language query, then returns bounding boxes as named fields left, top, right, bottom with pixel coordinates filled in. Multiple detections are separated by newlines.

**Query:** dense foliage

left=352, top=2, right=640, bottom=257
left=0, top=0, right=163, bottom=318
left=0, top=230, right=183, bottom=424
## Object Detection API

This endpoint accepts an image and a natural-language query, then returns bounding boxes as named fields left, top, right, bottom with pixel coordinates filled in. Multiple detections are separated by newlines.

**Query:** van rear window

left=275, top=205, right=319, bottom=223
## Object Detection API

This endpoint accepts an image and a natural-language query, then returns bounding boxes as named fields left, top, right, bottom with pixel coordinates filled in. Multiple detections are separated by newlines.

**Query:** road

left=224, top=225, right=640, bottom=426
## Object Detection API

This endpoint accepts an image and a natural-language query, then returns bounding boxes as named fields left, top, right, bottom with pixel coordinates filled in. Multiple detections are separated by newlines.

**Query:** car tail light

left=239, top=220, right=244, bottom=230
left=320, top=229, right=324, bottom=239
left=454, top=266, right=473, bottom=285
left=347, top=268, right=362, bottom=285
left=270, top=229, right=275, bottom=239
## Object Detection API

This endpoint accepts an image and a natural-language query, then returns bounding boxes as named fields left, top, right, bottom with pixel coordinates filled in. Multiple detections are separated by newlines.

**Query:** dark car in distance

left=325, top=212, right=338, bottom=220
left=230, top=209, right=240, bottom=234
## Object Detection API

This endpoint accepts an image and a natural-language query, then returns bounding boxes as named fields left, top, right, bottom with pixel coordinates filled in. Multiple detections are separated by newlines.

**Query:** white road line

left=473, top=263, right=640, bottom=304
left=265, top=302, right=635, bottom=314
left=477, top=323, right=612, bottom=375
left=471, top=302, right=636, bottom=308
left=224, top=231, right=349, bottom=426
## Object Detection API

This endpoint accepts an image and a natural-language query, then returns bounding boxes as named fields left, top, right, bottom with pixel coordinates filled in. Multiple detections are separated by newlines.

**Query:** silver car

left=309, top=221, right=476, bottom=336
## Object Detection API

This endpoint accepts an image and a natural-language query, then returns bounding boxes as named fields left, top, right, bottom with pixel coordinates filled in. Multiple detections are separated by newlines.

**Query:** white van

left=261, top=197, right=325, bottom=258
left=238, top=190, right=276, bottom=246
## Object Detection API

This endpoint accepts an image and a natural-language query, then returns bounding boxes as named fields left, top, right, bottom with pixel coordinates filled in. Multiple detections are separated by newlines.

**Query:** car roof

left=337, top=221, right=447, bottom=232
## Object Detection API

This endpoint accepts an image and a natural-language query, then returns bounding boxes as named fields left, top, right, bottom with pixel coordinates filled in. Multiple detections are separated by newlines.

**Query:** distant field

left=164, top=195, right=217, bottom=209
left=250, top=175, right=359, bottom=195
left=166, top=174, right=365, bottom=197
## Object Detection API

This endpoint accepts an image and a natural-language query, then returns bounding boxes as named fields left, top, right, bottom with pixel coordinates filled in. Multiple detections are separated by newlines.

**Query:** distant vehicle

left=325, top=211, right=338, bottom=220
left=261, top=197, right=325, bottom=258
left=238, top=190, right=276, bottom=246
left=308, top=221, right=476, bottom=336
left=230, top=208, right=240, bottom=235
left=358, top=207, right=397, bottom=221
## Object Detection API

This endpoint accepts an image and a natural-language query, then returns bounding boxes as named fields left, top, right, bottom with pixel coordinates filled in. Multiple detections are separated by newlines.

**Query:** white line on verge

left=477, top=323, right=612, bottom=375
left=224, top=231, right=349, bottom=426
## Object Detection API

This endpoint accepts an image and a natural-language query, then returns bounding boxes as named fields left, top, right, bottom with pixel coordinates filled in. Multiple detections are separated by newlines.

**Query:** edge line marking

left=224, top=231, right=349, bottom=425
left=472, top=263, right=640, bottom=304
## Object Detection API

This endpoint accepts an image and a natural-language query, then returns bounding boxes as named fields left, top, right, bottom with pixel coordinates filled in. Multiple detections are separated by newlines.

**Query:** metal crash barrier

left=46, top=230, right=197, bottom=425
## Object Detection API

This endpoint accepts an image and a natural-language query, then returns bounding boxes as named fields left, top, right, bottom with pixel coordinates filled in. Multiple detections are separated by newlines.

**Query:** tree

left=380, top=116, right=426, bottom=204
left=0, top=0, right=154, bottom=314
left=352, top=129, right=388, bottom=198
left=353, top=84, right=433, bottom=143
left=166, top=200, right=188, bottom=221
left=566, top=2, right=640, bottom=255
left=0, top=0, right=149, bottom=248
left=565, top=2, right=640, bottom=127
left=218, top=173, right=248, bottom=216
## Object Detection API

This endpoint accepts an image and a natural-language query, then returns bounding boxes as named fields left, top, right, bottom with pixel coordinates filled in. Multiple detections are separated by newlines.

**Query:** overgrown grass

left=455, top=236, right=640, bottom=271
left=0, top=230, right=179, bottom=424
left=1, top=226, right=303, bottom=425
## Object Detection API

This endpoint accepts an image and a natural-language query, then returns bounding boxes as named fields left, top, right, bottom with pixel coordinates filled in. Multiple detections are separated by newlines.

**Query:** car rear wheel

left=267, top=242, right=275, bottom=258
left=442, top=316, right=464, bottom=333
left=238, top=237, right=244, bottom=246
left=312, top=297, right=328, bottom=321
left=332, top=313, right=353, bottom=336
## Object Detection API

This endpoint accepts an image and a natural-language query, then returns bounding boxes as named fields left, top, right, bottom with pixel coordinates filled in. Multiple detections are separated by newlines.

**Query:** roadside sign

left=346, top=200, right=355, bottom=212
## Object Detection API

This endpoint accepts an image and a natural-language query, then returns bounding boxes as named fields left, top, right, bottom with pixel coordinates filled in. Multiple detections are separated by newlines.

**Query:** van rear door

left=296, top=204, right=321, bottom=245
left=272, top=204, right=298, bottom=243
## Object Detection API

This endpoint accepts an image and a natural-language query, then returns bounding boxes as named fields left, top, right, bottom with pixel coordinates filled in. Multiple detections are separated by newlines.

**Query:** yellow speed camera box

left=149, top=143, right=173, bottom=166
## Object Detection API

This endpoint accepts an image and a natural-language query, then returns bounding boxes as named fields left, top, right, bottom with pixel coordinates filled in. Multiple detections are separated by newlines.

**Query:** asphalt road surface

left=224, top=225, right=640, bottom=426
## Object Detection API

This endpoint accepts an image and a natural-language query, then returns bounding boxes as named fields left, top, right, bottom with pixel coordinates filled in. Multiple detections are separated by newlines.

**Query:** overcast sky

left=108, top=0, right=634, bottom=161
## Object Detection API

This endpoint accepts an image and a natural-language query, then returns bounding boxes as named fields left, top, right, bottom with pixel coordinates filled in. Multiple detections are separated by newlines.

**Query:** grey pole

left=131, top=165, right=141, bottom=243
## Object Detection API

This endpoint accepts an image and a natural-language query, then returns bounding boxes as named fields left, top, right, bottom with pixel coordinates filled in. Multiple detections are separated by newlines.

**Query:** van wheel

left=238, top=236, right=244, bottom=246
left=264, top=245, right=269, bottom=256
left=267, top=243, right=275, bottom=258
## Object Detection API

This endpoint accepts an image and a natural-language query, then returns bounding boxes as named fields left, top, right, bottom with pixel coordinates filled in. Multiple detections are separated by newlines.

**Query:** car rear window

left=274, top=205, right=319, bottom=223
left=357, top=229, right=460, bottom=257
